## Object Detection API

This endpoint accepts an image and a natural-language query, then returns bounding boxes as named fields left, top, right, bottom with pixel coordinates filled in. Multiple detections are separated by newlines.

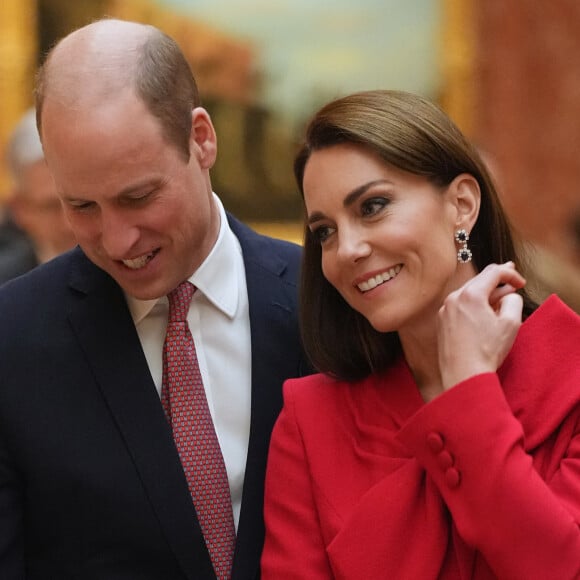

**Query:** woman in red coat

left=261, top=90, right=580, bottom=579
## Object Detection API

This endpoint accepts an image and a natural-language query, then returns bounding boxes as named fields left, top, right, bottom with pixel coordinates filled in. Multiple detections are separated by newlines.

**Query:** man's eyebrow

left=118, top=178, right=161, bottom=197
left=59, top=177, right=162, bottom=203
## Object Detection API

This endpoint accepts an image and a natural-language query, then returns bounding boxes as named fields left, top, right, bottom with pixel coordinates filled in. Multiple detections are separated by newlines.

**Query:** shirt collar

left=126, top=194, right=240, bottom=325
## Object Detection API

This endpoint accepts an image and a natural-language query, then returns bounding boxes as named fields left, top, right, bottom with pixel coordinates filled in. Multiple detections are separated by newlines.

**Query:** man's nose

left=100, top=211, right=140, bottom=259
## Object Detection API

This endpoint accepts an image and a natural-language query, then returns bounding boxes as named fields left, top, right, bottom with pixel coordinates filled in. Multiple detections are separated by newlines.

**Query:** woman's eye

left=361, top=197, right=389, bottom=217
left=311, top=225, right=335, bottom=243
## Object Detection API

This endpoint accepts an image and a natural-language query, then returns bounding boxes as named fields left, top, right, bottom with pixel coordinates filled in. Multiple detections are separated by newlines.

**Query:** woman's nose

left=336, top=229, right=371, bottom=263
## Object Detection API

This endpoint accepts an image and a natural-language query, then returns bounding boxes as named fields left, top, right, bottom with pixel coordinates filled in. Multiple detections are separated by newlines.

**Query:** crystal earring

left=455, top=229, right=472, bottom=263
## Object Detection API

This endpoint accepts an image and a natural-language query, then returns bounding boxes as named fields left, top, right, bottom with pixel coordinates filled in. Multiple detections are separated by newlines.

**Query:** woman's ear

left=446, top=173, right=481, bottom=233
left=189, top=107, right=217, bottom=169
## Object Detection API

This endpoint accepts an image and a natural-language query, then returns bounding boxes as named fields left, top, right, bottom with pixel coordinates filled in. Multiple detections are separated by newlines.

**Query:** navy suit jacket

left=0, top=214, right=308, bottom=579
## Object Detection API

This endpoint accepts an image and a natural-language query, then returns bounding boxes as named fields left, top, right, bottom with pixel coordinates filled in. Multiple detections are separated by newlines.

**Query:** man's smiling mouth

left=122, top=249, right=159, bottom=270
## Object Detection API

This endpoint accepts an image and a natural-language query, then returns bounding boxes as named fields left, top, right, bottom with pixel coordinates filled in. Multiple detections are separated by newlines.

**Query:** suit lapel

left=228, top=216, right=303, bottom=579
left=66, top=251, right=216, bottom=580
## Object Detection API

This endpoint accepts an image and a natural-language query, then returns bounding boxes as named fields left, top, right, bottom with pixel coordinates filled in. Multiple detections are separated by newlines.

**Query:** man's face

left=11, top=159, right=76, bottom=258
left=40, top=90, right=220, bottom=300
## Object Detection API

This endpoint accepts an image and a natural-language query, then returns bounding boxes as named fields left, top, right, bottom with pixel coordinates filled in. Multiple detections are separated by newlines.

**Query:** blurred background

left=1, top=0, right=579, bottom=310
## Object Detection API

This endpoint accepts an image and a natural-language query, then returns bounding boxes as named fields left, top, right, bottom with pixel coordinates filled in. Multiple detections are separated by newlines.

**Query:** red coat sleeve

left=261, top=380, right=334, bottom=579
left=398, top=372, right=580, bottom=579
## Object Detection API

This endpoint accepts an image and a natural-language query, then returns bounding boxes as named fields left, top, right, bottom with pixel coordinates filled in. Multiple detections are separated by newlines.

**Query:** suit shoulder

left=228, top=213, right=302, bottom=278
left=258, top=234, right=302, bottom=265
left=0, top=248, right=95, bottom=319
left=0, top=252, right=68, bottom=297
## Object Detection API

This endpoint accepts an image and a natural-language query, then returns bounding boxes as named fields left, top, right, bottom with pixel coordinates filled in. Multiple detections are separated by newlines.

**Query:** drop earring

left=455, top=229, right=472, bottom=263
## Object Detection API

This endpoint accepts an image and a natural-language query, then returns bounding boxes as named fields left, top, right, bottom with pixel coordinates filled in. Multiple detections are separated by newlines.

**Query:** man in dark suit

left=0, top=18, right=307, bottom=580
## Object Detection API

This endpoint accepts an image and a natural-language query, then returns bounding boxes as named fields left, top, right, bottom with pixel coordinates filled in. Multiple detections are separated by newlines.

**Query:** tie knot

left=167, top=281, right=195, bottom=323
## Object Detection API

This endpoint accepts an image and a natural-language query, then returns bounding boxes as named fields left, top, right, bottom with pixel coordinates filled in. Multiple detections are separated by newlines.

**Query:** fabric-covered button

left=438, top=450, right=453, bottom=470
left=445, top=467, right=461, bottom=488
left=426, top=432, right=444, bottom=453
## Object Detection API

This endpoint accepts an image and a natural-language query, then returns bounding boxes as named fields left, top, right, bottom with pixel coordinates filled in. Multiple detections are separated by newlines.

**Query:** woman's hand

left=438, top=262, right=526, bottom=390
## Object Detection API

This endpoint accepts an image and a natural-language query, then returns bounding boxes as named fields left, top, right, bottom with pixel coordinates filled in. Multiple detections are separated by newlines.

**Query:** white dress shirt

left=126, top=195, right=251, bottom=530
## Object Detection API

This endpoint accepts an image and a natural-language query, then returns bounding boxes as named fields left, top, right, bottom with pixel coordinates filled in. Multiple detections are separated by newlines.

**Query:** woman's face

left=303, top=143, right=476, bottom=334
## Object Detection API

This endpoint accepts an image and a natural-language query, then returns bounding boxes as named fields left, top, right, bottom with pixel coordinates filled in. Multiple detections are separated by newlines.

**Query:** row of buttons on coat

left=426, top=432, right=461, bottom=488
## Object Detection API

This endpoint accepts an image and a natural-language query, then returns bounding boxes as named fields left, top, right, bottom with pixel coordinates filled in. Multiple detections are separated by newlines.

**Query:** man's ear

left=446, top=173, right=481, bottom=233
left=189, top=107, right=217, bottom=169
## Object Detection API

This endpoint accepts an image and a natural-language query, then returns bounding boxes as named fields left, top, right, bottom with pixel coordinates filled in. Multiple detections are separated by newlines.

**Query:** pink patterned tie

left=161, top=281, right=236, bottom=580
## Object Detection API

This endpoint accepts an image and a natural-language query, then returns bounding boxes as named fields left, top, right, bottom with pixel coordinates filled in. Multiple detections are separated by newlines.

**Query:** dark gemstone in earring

left=458, top=249, right=472, bottom=263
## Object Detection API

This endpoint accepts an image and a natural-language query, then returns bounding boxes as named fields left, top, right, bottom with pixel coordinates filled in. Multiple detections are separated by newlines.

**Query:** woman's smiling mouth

left=357, top=264, right=402, bottom=292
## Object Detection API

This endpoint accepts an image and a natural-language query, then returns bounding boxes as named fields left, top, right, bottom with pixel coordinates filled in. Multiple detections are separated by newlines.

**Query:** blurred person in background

left=0, top=108, right=76, bottom=284
left=0, top=204, right=36, bottom=285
